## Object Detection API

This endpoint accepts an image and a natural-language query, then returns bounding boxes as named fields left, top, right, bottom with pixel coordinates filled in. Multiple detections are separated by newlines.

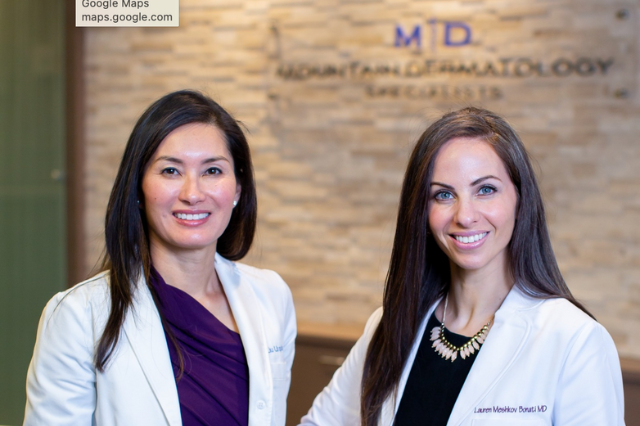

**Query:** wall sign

left=269, top=7, right=634, bottom=103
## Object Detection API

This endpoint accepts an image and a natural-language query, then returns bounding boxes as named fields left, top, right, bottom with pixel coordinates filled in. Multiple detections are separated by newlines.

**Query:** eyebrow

left=430, top=175, right=502, bottom=189
left=471, top=175, right=501, bottom=185
left=430, top=181, right=454, bottom=190
left=154, top=156, right=231, bottom=164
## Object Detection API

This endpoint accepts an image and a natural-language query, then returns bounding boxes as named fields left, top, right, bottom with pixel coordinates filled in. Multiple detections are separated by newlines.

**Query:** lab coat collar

left=447, top=285, right=536, bottom=426
left=122, top=275, right=182, bottom=426
left=215, top=253, right=272, bottom=426
left=122, top=256, right=274, bottom=426
left=377, top=286, right=549, bottom=426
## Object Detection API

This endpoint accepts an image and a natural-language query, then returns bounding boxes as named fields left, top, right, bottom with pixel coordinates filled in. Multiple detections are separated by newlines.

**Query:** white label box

left=76, top=0, right=179, bottom=27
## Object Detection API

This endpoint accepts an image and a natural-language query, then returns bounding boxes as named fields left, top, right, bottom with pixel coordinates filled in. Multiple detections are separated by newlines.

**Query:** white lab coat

left=301, top=286, right=624, bottom=426
left=24, top=253, right=296, bottom=426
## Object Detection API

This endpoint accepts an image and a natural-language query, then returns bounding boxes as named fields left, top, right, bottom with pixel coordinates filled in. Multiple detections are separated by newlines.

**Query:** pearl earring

left=233, top=200, right=238, bottom=207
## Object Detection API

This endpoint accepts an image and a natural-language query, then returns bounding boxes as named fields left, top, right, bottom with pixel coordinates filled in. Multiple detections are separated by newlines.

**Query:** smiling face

left=141, top=122, right=241, bottom=255
left=428, top=137, right=518, bottom=277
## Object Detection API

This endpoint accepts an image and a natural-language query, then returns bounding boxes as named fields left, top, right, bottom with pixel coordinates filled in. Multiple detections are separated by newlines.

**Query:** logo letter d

left=444, top=21, right=471, bottom=46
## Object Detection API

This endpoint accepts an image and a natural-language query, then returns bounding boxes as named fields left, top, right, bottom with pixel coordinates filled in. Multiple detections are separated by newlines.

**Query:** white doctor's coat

left=301, top=286, right=624, bottom=426
left=24, top=254, right=296, bottom=426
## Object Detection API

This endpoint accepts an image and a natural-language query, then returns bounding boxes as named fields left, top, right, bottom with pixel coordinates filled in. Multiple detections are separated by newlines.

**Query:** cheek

left=427, top=204, right=446, bottom=234
left=140, top=177, right=156, bottom=205
left=210, top=181, right=239, bottom=202
left=141, top=179, right=174, bottom=216
left=486, top=202, right=517, bottom=236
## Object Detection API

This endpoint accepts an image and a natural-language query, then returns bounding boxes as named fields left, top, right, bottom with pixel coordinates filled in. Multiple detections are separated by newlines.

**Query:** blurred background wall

left=1, top=0, right=639, bottom=424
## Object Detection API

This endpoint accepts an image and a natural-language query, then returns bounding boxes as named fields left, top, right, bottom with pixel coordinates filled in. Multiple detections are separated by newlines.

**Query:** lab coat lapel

left=446, top=287, right=532, bottom=426
left=122, top=278, right=182, bottom=426
left=379, top=301, right=442, bottom=426
left=216, top=254, right=271, bottom=425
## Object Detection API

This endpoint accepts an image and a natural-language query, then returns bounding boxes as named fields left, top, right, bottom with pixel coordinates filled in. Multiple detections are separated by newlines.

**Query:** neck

left=438, top=259, right=514, bottom=336
left=149, top=241, right=221, bottom=298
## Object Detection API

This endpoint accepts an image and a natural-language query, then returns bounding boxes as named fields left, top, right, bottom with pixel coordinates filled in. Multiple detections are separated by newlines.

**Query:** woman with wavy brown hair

left=300, top=107, right=623, bottom=426
left=24, top=90, right=296, bottom=426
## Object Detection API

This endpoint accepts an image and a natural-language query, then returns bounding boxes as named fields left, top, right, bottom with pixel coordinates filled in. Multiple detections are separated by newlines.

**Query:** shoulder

left=238, top=261, right=294, bottom=313
left=235, top=261, right=288, bottom=287
left=42, top=271, right=111, bottom=327
left=523, top=294, right=597, bottom=331
left=61, top=271, right=110, bottom=301
left=537, top=298, right=613, bottom=348
left=509, top=289, right=614, bottom=351
left=220, top=255, right=292, bottom=298
left=32, top=271, right=114, bottom=362
left=364, top=307, right=384, bottom=335
left=217, top=255, right=295, bottom=321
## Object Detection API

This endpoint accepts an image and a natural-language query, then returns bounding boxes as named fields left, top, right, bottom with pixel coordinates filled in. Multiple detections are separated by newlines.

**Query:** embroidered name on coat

left=268, top=345, right=284, bottom=354
left=473, top=405, right=547, bottom=414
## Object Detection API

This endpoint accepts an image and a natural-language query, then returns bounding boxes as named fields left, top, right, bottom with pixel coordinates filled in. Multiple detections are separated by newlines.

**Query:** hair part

left=360, top=106, right=591, bottom=425
left=96, top=90, right=257, bottom=371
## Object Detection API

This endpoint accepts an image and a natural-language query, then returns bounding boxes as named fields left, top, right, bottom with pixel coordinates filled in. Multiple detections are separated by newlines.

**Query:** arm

left=24, top=290, right=97, bottom=425
left=299, top=308, right=383, bottom=426
left=552, top=322, right=625, bottom=426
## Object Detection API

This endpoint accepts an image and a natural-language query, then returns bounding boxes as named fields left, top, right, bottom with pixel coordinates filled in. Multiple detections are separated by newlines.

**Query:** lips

left=174, top=212, right=210, bottom=220
left=453, top=232, right=488, bottom=244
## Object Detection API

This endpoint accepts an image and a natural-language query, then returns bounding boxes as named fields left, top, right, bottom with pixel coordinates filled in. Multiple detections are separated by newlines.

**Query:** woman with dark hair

left=300, top=107, right=623, bottom=426
left=24, top=90, right=296, bottom=426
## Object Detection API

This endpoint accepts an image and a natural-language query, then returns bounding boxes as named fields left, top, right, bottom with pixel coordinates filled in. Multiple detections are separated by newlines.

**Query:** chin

left=169, top=238, right=218, bottom=251
left=450, top=256, right=491, bottom=272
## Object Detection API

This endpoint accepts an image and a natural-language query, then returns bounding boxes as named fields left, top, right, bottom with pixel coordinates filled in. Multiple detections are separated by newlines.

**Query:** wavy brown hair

left=360, top=107, right=591, bottom=425
left=95, top=90, right=257, bottom=371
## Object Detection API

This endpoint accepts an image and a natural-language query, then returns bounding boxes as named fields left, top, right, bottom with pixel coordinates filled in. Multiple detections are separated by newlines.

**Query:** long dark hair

left=360, top=107, right=590, bottom=425
left=95, top=90, right=257, bottom=371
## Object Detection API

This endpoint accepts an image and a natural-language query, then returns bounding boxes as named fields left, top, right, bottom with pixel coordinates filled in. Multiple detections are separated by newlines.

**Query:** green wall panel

left=0, top=0, right=66, bottom=423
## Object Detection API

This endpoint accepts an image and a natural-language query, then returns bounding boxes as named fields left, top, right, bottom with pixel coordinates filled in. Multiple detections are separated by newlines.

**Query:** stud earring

left=233, top=200, right=238, bottom=207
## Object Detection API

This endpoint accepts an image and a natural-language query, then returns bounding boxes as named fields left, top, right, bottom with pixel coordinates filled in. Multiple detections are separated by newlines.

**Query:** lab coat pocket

left=471, top=419, right=547, bottom=425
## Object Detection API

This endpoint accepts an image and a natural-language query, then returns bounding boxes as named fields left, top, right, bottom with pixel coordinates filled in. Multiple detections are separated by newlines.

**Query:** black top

left=394, top=312, right=482, bottom=426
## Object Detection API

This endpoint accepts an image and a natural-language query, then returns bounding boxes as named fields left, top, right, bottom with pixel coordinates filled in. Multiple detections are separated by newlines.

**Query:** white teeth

left=455, top=232, right=487, bottom=243
left=175, top=213, right=209, bottom=220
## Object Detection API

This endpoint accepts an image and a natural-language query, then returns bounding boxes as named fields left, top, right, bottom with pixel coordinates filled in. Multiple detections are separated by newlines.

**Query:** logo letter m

left=395, top=24, right=421, bottom=48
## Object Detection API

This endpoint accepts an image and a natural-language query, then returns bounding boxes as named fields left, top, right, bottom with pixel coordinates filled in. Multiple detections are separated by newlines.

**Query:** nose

left=179, top=174, right=205, bottom=205
left=453, top=196, right=479, bottom=228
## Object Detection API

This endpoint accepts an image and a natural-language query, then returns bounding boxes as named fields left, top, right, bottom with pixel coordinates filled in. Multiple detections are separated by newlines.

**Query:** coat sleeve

left=298, top=308, right=383, bottom=426
left=552, top=321, right=625, bottom=426
left=23, top=289, right=97, bottom=425
left=279, top=276, right=297, bottom=422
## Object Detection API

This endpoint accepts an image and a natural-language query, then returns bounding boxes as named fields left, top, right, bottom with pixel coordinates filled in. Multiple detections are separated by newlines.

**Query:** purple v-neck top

left=150, top=267, right=249, bottom=426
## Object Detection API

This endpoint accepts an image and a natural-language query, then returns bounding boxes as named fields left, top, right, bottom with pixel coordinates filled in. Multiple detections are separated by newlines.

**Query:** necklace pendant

left=429, top=295, right=492, bottom=362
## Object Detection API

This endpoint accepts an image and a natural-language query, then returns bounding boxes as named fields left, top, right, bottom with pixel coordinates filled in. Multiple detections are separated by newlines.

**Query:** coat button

left=257, top=401, right=266, bottom=410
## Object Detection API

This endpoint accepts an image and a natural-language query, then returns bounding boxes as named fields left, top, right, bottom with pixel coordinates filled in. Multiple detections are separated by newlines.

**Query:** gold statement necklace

left=430, top=294, right=492, bottom=362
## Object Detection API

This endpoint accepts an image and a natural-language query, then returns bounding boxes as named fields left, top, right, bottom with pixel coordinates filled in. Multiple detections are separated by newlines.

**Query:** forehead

left=432, top=137, right=508, bottom=179
left=153, top=122, right=230, bottom=157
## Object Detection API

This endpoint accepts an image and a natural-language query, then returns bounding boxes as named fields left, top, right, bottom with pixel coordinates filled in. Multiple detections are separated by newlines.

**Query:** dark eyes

left=161, top=167, right=179, bottom=175
left=160, top=167, right=222, bottom=175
